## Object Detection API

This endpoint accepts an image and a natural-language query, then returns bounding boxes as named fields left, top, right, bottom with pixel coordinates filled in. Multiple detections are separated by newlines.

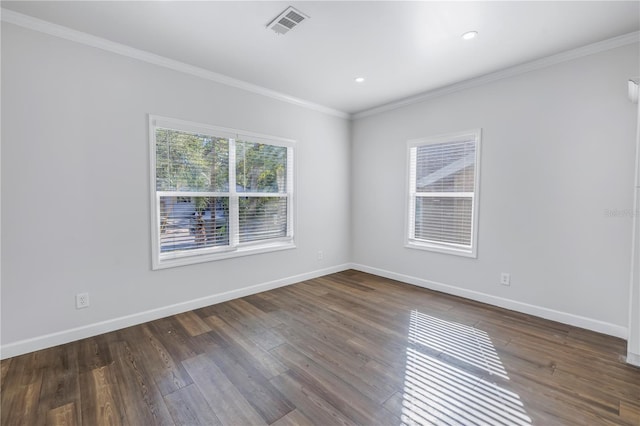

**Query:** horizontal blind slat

left=415, top=140, right=476, bottom=193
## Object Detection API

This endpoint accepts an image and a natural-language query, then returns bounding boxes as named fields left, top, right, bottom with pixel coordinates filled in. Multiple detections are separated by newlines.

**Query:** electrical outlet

left=76, top=292, right=90, bottom=309
left=317, top=250, right=324, bottom=260
left=500, top=273, right=511, bottom=286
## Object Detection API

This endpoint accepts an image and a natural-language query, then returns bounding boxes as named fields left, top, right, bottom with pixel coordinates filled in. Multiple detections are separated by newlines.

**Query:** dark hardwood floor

left=2, top=270, right=639, bottom=425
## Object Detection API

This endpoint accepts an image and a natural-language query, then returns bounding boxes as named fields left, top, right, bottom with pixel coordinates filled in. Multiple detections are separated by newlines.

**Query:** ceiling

left=2, top=1, right=639, bottom=115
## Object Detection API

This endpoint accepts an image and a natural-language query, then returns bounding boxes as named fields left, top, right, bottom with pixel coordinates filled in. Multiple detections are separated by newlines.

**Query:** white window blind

left=236, top=140, right=290, bottom=243
left=150, top=116, right=295, bottom=269
left=407, top=130, right=481, bottom=257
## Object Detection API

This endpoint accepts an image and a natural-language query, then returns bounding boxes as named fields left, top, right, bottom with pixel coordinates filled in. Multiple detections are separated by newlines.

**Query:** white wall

left=352, top=44, right=639, bottom=335
left=1, top=23, right=351, bottom=356
left=2, top=19, right=638, bottom=359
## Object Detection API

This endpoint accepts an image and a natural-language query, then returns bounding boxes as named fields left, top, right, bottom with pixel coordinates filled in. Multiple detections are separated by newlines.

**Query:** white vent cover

left=267, top=6, right=309, bottom=35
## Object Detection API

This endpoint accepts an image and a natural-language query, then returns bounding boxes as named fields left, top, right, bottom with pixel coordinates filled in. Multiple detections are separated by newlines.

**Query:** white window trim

left=405, top=129, right=481, bottom=258
left=149, top=115, right=296, bottom=270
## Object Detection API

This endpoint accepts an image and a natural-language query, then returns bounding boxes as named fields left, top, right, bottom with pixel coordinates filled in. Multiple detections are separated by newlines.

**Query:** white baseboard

left=2, top=263, right=629, bottom=359
left=0, top=264, right=351, bottom=360
left=351, top=263, right=628, bottom=339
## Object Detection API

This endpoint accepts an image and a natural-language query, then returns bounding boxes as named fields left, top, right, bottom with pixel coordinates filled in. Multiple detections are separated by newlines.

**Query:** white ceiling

left=2, top=1, right=639, bottom=115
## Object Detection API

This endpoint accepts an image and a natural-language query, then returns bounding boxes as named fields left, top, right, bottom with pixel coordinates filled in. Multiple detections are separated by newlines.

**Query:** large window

left=150, top=116, right=295, bottom=269
left=407, top=129, right=481, bottom=257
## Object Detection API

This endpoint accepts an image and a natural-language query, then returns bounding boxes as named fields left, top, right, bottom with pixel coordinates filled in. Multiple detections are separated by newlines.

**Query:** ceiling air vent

left=267, top=6, right=309, bottom=35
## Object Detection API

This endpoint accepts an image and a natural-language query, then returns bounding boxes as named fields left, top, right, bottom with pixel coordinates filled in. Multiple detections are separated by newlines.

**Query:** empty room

left=2, top=1, right=640, bottom=425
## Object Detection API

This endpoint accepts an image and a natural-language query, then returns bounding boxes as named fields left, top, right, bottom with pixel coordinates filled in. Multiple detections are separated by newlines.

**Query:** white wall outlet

left=500, top=273, right=511, bottom=286
left=76, top=292, right=90, bottom=309
left=317, top=250, right=324, bottom=260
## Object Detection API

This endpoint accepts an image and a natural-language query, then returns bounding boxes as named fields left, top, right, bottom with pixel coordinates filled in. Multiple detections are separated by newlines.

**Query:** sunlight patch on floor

left=401, top=310, right=531, bottom=425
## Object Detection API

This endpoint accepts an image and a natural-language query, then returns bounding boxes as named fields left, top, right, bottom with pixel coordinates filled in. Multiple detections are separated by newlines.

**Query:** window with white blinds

left=407, top=130, right=481, bottom=258
left=149, top=116, right=295, bottom=269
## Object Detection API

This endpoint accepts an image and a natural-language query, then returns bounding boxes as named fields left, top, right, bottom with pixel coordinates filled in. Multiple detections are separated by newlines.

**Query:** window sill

left=405, top=240, right=477, bottom=258
left=153, top=240, right=296, bottom=270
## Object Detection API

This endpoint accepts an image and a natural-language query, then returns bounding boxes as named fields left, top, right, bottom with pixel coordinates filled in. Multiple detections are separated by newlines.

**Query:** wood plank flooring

left=2, top=270, right=639, bottom=425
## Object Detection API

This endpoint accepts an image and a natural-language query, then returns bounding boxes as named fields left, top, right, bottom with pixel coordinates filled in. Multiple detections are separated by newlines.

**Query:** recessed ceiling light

left=462, top=31, right=478, bottom=40
left=355, top=77, right=365, bottom=83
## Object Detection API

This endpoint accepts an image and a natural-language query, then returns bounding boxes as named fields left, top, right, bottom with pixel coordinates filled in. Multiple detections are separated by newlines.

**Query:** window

left=407, top=129, right=481, bottom=257
left=149, top=116, right=295, bottom=269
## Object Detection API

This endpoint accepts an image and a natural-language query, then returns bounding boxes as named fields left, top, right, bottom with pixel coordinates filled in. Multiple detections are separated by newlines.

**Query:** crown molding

left=0, top=8, right=350, bottom=120
left=3, top=8, right=638, bottom=122
left=353, top=30, right=640, bottom=120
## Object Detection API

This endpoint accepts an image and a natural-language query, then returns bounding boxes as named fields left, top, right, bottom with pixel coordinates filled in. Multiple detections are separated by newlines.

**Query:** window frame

left=405, top=129, right=481, bottom=258
left=149, top=115, right=296, bottom=270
